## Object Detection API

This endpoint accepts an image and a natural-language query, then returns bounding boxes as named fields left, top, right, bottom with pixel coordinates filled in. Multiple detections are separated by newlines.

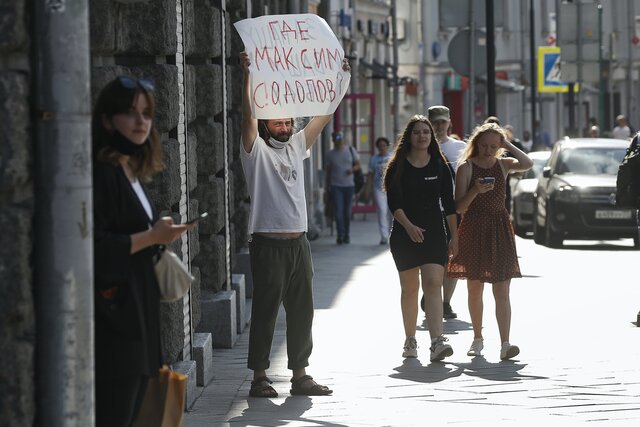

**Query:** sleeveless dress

left=447, top=159, right=522, bottom=282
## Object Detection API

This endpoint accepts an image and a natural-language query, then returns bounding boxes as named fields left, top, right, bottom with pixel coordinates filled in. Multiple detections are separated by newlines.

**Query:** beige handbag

left=154, top=247, right=193, bottom=302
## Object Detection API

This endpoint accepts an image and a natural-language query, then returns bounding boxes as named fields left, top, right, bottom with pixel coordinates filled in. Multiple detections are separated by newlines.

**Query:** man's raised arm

left=240, top=51, right=258, bottom=153
left=303, top=58, right=352, bottom=150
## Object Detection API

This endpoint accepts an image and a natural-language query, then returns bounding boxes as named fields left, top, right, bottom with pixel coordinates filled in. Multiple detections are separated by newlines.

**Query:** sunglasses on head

left=117, top=76, right=155, bottom=92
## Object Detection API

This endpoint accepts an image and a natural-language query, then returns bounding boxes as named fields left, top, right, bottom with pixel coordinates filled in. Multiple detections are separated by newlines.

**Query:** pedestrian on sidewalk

left=92, top=76, right=194, bottom=426
left=325, top=131, right=362, bottom=244
left=239, top=51, right=349, bottom=397
left=384, top=115, right=458, bottom=362
left=423, top=105, right=467, bottom=320
left=366, top=136, right=393, bottom=244
left=447, top=123, right=533, bottom=360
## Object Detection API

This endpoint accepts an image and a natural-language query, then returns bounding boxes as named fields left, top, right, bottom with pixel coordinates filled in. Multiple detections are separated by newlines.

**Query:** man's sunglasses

left=117, top=76, right=155, bottom=92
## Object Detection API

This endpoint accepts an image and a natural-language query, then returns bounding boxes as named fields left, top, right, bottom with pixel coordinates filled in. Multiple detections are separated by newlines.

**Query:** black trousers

left=247, top=233, right=314, bottom=371
left=96, top=375, right=148, bottom=427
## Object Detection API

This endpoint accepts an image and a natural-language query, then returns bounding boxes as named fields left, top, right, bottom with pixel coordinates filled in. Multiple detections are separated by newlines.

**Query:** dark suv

left=533, top=138, right=638, bottom=248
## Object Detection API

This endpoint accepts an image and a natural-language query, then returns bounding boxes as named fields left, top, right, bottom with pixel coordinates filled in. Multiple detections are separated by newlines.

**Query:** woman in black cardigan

left=92, top=77, right=192, bottom=426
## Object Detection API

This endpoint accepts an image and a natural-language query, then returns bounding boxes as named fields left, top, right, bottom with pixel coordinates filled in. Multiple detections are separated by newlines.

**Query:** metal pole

left=350, top=0, right=359, bottom=147
left=530, top=0, right=537, bottom=144
left=391, top=0, right=400, bottom=137
left=468, top=0, right=476, bottom=133
left=598, top=2, right=605, bottom=131
left=627, top=0, right=634, bottom=124
left=33, top=1, right=94, bottom=426
left=420, top=1, right=427, bottom=113
left=577, top=1, right=583, bottom=136
left=486, top=0, right=496, bottom=116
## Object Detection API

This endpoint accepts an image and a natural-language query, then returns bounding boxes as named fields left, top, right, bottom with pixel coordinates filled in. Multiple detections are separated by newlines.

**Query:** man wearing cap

left=613, top=115, right=631, bottom=140
left=425, top=105, right=466, bottom=320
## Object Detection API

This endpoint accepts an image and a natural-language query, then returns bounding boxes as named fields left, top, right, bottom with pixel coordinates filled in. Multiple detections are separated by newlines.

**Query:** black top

left=385, top=157, right=456, bottom=226
left=93, top=161, right=162, bottom=380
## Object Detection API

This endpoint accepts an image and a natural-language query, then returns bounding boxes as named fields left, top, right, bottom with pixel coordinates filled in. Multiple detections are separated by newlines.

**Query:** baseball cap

left=427, top=105, right=450, bottom=122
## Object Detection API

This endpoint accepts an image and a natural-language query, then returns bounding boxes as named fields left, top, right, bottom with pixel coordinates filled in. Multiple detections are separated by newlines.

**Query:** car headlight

left=554, top=185, right=580, bottom=203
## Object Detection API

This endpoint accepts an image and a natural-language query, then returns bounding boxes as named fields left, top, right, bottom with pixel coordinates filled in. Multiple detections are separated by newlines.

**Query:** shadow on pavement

left=450, top=356, right=548, bottom=382
left=416, top=317, right=473, bottom=335
left=390, top=356, right=548, bottom=385
left=390, top=358, right=465, bottom=384
left=227, top=396, right=349, bottom=427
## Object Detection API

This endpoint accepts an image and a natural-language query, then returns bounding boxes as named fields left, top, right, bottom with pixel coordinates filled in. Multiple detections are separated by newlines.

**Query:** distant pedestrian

left=533, top=120, right=551, bottom=151
left=613, top=114, right=632, bottom=140
left=325, top=131, right=362, bottom=244
left=448, top=122, right=533, bottom=360
left=367, top=137, right=393, bottom=244
left=521, top=130, right=532, bottom=153
left=239, top=51, right=347, bottom=397
left=484, top=116, right=501, bottom=125
left=427, top=105, right=466, bottom=320
left=384, top=115, right=458, bottom=362
left=92, top=76, right=194, bottom=426
left=589, top=125, right=599, bottom=138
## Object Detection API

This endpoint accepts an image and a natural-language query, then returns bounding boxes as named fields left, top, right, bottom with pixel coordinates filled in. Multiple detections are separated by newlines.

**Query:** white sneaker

left=402, top=336, right=418, bottom=358
left=500, top=342, right=520, bottom=360
left=430, top=336, right=453, bottom=362
left=467, top=338, right=484, bottom=357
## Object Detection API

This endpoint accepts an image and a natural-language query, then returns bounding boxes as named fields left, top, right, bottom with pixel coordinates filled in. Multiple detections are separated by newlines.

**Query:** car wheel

left=545, top=214, right=563, bottom=248
left=533, top=209, right=545, bottom=245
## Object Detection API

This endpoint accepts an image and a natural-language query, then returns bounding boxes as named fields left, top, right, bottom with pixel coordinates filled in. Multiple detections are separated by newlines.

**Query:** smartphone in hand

left=479, top=177, right=496, bottom=185
left=185, top=212, right=208, bottom=225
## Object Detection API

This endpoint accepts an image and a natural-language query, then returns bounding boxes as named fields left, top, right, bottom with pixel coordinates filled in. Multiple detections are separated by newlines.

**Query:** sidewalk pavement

left=185, top=215, right=640, bottom=426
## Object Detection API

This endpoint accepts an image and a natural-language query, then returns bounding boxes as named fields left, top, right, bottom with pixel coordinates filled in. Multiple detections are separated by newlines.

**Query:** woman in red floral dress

left=448, top=123, right=533, bottom=360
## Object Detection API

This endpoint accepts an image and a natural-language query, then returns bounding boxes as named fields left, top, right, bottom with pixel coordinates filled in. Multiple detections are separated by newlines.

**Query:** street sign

left=561, top=61, right=599, bottom=83
left=557, top=1, right=598, bottom=44
left=447, top=29, right=488, bottom=77
left=538, top=46, right=578, bottom=93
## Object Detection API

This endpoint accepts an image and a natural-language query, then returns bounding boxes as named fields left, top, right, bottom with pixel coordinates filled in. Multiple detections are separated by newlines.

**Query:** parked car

left=510, top=151, right=552, bottom=236
left=533, top=138, right=638, bottom=248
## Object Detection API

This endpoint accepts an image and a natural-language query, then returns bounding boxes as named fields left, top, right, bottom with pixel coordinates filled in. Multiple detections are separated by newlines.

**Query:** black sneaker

left=443, top=302, right=457, bottom=319
left=343, top=236, right=350, bottom=244
left=337, top=238, right=343, bottom=245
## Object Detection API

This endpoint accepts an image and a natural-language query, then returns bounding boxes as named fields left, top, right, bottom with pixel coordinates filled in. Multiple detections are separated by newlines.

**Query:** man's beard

left=272, top=130, right=293, bottom=142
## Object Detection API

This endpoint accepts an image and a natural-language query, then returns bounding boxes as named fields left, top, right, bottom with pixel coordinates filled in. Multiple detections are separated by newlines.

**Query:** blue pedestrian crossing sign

left=538, top=47, right=577, bottom=93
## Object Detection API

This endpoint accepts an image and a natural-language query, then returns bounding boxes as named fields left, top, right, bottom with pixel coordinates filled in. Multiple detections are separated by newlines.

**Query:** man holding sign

left=236, top=14, right=350, bottom=398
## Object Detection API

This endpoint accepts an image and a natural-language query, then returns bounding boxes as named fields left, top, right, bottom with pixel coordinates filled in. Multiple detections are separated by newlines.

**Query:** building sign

left=234, top=14, right=351, bottom=119
left=538, top=46, right=576, bottom=93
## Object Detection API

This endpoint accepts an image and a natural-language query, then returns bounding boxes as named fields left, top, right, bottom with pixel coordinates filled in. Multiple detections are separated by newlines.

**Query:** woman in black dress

left=93, top=76, right=192, bottom=426
left=384, top=115, right=458, bottom=362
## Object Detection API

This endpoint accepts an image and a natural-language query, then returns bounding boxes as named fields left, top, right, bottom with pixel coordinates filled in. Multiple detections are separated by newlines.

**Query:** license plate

left=595, top=210, right=633, bottom=219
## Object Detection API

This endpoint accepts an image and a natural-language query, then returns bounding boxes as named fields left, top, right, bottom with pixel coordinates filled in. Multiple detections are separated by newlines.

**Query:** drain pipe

left=33, top=1, right=94, bottom=425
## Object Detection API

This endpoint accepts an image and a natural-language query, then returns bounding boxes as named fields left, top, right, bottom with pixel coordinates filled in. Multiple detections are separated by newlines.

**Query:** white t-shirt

left=240, top=131, right=309, bottom=234
left=439, top=136, right=466, bottom=172
left=613, top=126, right=631, bottom=140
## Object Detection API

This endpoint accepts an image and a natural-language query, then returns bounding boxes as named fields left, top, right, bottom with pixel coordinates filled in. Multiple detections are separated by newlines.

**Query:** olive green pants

left=247, top=233, right=314, bottom=371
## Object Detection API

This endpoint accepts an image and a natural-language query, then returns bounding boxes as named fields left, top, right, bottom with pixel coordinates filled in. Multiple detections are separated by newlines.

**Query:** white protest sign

left=234, top=14, right=350, bottom=119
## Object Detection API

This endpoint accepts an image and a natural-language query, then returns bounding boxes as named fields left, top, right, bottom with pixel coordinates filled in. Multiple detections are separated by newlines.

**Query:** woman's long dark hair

left=92, top=78, right=163, bottom=182
left=383, top=114, right=446, bottom=192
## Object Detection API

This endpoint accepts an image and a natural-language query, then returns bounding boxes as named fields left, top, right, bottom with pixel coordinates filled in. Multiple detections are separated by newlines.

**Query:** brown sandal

left=249, top=376, right=278, bottom=398
left=290, top=375, right=333, bottom=396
